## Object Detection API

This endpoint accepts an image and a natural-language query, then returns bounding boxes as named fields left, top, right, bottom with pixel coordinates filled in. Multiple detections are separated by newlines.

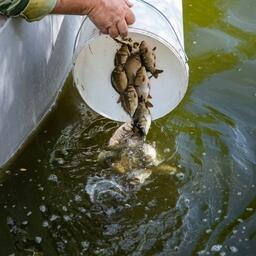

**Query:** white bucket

left=73, top=0, right=189, bottom=122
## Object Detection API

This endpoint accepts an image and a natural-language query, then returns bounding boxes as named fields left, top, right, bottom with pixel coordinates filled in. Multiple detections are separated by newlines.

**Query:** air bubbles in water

left=85, top=176, right=127, bottom=204
left=211, top=245, right=222, bottom=252
left=63, top=215, right=72, bottom=222
left=176, top=172, right=185, bottom=181
left=229, top=246, right=238, bottom=253
left=50, top=214, right=59, bottom=222
left=74, top=195, right=82, bottom=202
left=48, top=174, right=58, bottom=183
left=81, top=241, right=90, bottom=251
left=35, top=236, right=42, bottom=244
left=39, top=205, right=47, bottom=213
left=42, top=221, right=49, bottom=228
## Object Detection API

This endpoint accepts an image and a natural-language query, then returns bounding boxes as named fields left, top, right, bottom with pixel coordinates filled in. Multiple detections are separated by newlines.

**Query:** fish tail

left=146, top=101, right=153, bottom=108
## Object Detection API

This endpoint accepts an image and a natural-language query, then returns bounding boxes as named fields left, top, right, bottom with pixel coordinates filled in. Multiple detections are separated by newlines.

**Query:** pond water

left=0, top=0, right=256, bottom=255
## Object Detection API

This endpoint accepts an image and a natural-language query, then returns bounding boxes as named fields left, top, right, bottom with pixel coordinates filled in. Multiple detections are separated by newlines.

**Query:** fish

left=134, top=66, right=153, bottom=107
left=139, top=41, right=163, bottom=78
left=124, top=53, right=142, bottom=84
left=111, top=65, right=128, bottom=94
left=127, top=169, right=152, bottom=185
left=114, top=43, right=131, bottom=66
left=115, top=38, right=140, bottom=54
left=108, top=122, right=134, bottom=149
left=133, top=98, right=152, bottom=137
left=121, top=85, right=138, bottom=117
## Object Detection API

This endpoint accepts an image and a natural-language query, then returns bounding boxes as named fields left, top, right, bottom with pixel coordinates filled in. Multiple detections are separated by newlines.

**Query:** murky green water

left=1, top=0, right=256, bottom=255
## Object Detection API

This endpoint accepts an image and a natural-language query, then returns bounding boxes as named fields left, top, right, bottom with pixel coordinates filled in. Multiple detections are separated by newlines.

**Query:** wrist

left=52, top=0, right=94, bottom=15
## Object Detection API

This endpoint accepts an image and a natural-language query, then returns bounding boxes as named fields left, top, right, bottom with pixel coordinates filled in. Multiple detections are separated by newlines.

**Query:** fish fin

left=152, top=46, right=157, bottom=51
left=127, top=44, right=132, bottom=53
left=133, top=42, right=140, bottom=48
left=114, top=56, right=118, bottom=66
left=149, top=75, right=153, bottom=80
left=148, top=94, right=152, bottom=99
left=114, top=38, right=124, bottom=45
left=153, top=69, right=164, bottom=78
left=138, top=95, right=145, bottom=102
left=117, top=96, right=121, bottom=104
left=146, top=101, right=154, bottom=108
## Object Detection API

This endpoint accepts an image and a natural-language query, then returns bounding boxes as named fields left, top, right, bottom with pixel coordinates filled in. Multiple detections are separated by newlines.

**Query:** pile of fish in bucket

left=109, top=39, right=163, bottom=148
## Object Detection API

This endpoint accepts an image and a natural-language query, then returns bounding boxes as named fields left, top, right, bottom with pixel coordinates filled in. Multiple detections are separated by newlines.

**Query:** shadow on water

left=0, top=0, right=256, bottom=255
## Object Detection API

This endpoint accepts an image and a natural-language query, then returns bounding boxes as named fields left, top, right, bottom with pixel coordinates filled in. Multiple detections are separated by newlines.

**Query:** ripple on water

left=85, top=176, right=128, bottom=204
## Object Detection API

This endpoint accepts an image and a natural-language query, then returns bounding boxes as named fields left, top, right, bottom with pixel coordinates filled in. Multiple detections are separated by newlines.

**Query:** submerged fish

left=112, top=140, right=158, bottom=174
left=134, top=66, right=153, bottom=107
left=111, top=65, right=128, bottom=94
left=133, top=98, right=152, bottom=136
left=108, top=122, right=134, bottom=149
left=121, top=85, right=138, bottom=117
left=124, top=53, right=142, bottom=84
left=127, top=169, right=152, bottom=185
left=114, top=43, right=131, bottom=66
left=139, top=41, right=163, bottom=78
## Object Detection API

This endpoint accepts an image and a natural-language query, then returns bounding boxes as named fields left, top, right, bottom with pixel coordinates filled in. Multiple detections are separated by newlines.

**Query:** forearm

left=52, top=0, right=93, bottom=15
left=0, top=0, right=57, bottom=21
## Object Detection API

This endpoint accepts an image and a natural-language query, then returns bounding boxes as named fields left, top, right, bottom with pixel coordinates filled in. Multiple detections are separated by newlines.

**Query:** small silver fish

left=140, top=41, right=163, bottom=78
left=124, top=53, right=142, bottom=84
left=108, top=122, right=134, bottom=149
left=133, top=99, right=152, bottom=136
left=111, top=65, right=128, bottom=94
left=121, top=85, right=138, bottom=117
left=134, top=66, right=153, bottom=107
left=114, top=43, right=131, bottom=66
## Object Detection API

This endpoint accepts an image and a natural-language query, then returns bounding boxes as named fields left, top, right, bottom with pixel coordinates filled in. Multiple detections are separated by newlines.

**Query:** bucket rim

left=72, top=30, right=189, bottom=121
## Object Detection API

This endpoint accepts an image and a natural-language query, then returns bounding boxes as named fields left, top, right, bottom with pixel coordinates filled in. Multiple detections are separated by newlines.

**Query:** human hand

left=87, top=0, right=136, bottom=38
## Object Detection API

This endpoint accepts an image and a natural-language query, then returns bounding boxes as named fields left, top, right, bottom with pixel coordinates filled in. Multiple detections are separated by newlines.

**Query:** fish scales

left=108, top=122, right=134, bottom=149
left=133, top=100, right=152, bottom=137
left=124, top=53, right=142, bottom=84
left=111, top=65, right=128, bottom=93
left=139, top=41, right=163, bottom=78
left=134, top=66, right=152, bottom=104
left=115, top=44, right=131, bottom=66
left=121, top=85, right=138, bottom=117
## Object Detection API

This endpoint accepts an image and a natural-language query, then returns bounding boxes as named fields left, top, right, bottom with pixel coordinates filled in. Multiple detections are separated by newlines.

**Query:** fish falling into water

left=133, top=97, right=152, bottom=137
left=134, top=66, right=153, bottom=108
left=111, top=38, right=163, bottom=137
left=106, top=38, right=163, bottom=179
left=108, top=122, right=135, bottom=149
left=120, top=85, right=138, bottom=117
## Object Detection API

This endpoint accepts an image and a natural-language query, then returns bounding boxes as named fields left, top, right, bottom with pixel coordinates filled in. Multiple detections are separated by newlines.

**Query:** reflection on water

left=0, top=0, right=256, bottom=255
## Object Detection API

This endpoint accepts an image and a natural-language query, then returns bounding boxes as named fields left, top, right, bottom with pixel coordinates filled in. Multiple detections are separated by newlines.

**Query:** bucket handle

left=137, top=0, right=188, bottom=63
left=73, top=0, right=189, bottom=63
left=73, top=16, right=89, bottom=55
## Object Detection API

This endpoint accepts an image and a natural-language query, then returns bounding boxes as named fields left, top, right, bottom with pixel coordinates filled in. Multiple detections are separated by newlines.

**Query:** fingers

left=125, top=9, right=136, bottom=25
left=108, top=24, right=119, bottom=38
left=124, top=0, right=133, bottom=8
left=117, top=20, right=128, bottom=38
